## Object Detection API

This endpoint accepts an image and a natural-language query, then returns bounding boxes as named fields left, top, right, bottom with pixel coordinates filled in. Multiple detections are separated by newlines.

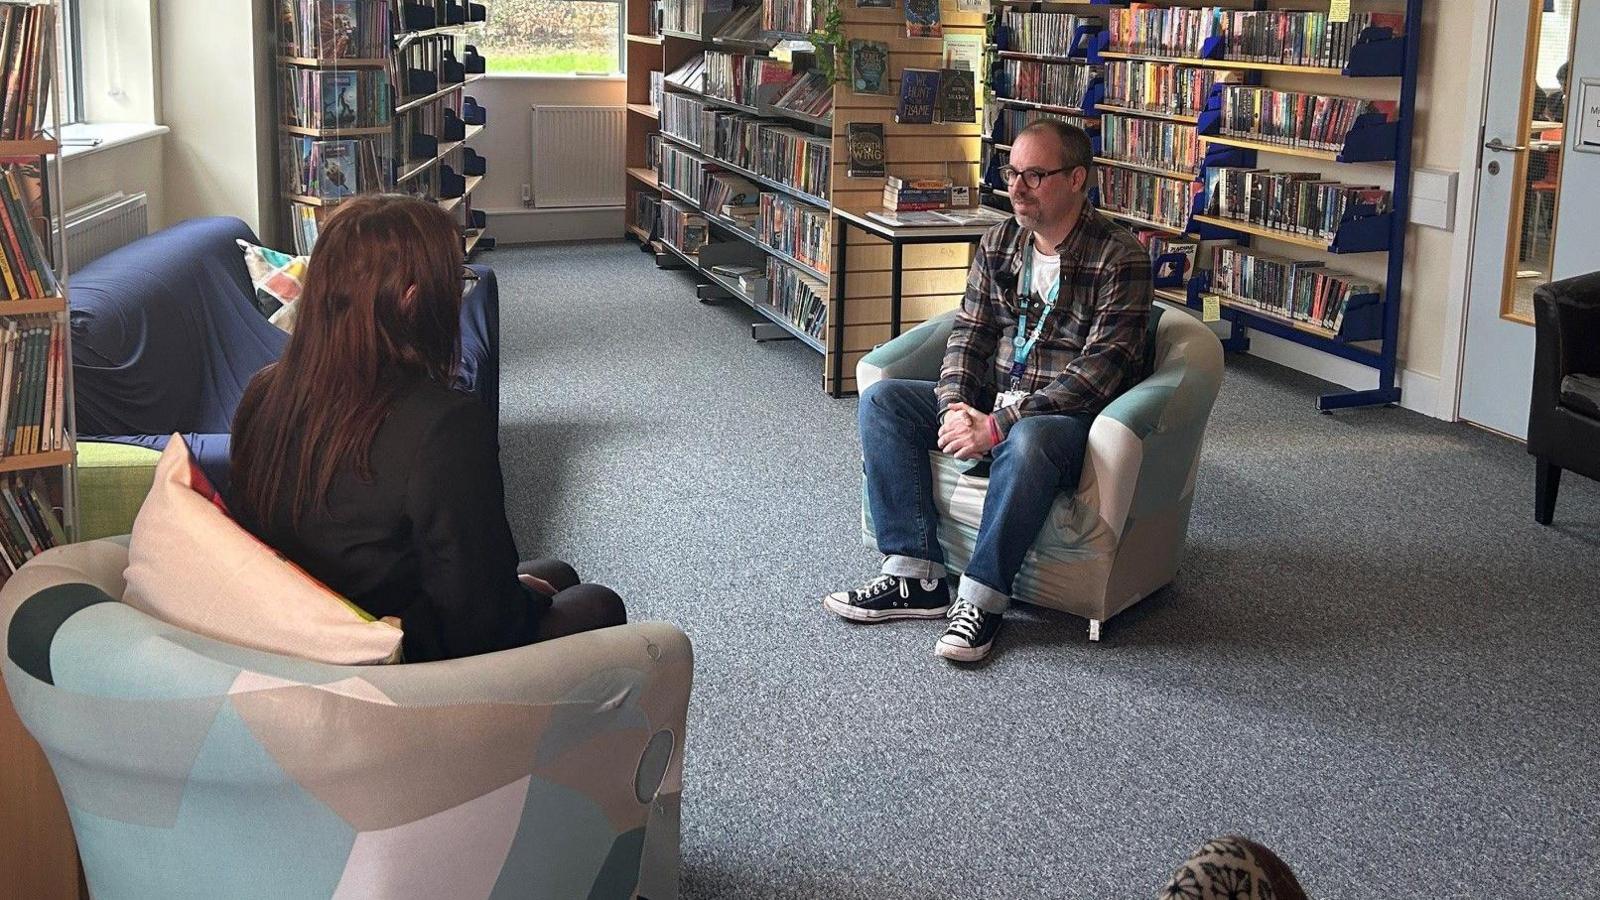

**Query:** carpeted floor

left=491, top=239, right=1600, bottom=900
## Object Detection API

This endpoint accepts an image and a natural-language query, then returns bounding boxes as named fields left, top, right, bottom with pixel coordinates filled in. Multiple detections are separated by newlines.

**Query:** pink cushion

left=122, top=435, right=403, bottom=665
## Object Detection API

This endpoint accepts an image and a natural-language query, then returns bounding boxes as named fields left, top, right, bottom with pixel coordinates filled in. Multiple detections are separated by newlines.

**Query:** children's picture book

left=903, top=0, right=942, bottom=38
left=317, top=140, right=359, bottom=197
left=849, top=40, right=890, bottom=95
left=847, top=123, right=887, bottom=178
left=322, top=71, right=359, bottom=128
left=895, top=68, right=941, bottom=124
left=936, top=67, right=975, bottom=123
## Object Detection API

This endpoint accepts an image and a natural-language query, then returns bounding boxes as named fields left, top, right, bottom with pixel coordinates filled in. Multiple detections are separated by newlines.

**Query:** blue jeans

left=859, top=379, right=1095, bottom=613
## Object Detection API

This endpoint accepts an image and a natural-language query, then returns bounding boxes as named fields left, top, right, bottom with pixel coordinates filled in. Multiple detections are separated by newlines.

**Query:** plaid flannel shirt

left=936, top=204, right=1153, bottom=435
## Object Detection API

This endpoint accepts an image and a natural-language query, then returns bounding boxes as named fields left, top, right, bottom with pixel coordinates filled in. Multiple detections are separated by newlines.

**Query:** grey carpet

left=491, top=240, right=1600, bottom=900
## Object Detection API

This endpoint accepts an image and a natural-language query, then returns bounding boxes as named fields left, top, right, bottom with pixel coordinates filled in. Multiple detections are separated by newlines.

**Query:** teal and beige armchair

left=858, top=302, right=1225, bottom=640
left=1, top=539, right=692, bottom=900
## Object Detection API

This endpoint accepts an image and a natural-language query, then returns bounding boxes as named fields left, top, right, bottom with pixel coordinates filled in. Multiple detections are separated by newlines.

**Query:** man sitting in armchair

left=822, top=120, right=1153, bottom=662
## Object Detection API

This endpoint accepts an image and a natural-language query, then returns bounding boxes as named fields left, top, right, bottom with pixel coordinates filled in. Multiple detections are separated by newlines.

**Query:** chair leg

left=1088, top=619, right=1102, bottom=642
left=1535, top=459, right=1561, bottom=525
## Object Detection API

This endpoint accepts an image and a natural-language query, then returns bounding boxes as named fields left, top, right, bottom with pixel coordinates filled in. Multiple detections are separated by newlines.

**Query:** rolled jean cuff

left=958, top=574, right=1010, bottom=613
left=882, top=555, right=947, bottom=581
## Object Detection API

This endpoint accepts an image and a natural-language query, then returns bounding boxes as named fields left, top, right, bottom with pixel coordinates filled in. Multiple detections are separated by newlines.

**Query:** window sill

left=483, top=72, right=625, bottom=81
left=61, top=123, right=170, bottom=160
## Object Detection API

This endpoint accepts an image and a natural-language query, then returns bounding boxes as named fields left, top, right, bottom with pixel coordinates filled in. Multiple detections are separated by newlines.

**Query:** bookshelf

left=276, top=0, right=494, bottom=258
left=623, top=0, right=984, bottom=395
left=980, top=0, right=1419, bottom=412
left=0, top=3, right=88, bottom=896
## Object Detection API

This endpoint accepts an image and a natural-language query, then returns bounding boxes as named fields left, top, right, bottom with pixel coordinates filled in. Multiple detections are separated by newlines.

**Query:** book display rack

left=981, top=0, right=1421, bottom=411
left=625, top=0, right=986, bottom=395
left=277, top=0, right=494, bottom=257
left=0, top=4, right=87, bottom=894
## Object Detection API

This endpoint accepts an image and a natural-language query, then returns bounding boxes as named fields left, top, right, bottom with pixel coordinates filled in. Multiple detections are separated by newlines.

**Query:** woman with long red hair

left=231, top=194, right=624, bottom=662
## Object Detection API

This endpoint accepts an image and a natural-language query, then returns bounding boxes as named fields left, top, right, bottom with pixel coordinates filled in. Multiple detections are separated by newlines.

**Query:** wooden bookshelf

left=1199, top=133, right=1344, bottom=162
left=1093, top=103, right=1199, bottom=125
left=1098, top=50, right=1348, bottom=77
left=625, top=0, right=984, bottom=396
left=0, top=2, right=86, bottom=896
left=1094, top=156, right=1199, bottom=182
left=1190, top=214, right=1348, bottom=252
left=278, top=0, right=491, bottom=257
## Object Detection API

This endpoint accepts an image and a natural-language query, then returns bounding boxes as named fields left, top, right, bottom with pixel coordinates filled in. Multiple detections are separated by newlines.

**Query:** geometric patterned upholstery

left=858, top=301, right=1225, bottom=628
left=1, top=538, right=692, bottom=900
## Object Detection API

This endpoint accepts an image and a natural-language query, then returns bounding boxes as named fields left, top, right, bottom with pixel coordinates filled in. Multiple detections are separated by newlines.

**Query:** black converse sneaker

left=935, top=600, right=1002, bottom=662
left=823, top=574, right=950, bottom=622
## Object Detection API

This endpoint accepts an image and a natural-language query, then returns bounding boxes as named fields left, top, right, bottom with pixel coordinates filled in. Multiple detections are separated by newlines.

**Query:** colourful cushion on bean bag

left=237, top=239, right=307, bottom=331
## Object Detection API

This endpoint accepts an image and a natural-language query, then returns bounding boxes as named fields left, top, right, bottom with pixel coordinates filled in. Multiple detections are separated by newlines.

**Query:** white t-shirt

left=1029, top=245, right=1060, bottom=305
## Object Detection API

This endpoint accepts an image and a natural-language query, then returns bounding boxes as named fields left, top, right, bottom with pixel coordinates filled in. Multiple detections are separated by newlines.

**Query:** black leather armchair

left=1529, top=271, right=1600, bottom=524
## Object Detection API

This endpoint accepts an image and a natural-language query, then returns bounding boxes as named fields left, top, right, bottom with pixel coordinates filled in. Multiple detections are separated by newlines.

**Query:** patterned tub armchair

left=857, top=302, right=1224, bottom=640
left=1, top=538, right=691, bottom=900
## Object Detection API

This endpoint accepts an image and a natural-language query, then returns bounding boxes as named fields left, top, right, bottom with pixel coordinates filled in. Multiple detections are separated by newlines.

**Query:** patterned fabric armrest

left=856, top=310, right=958, bottom=390
left=1081, top=307, right=1224, bottom=540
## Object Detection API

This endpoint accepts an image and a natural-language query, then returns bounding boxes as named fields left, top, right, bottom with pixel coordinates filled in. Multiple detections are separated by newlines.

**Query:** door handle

left=1484, top=137, right=1529, bottom=153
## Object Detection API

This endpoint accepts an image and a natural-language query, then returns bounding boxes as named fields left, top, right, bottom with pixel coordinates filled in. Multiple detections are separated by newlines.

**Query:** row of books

left=756, top=126, right=831, bottom=202
left=762, top=0, right=813, bottom=37
left=289, top=204, right=325, bottom=254
left=635, top=192, right=662, bottom=237
left=883, top=175, right=955, bottom=212
left=666, top=54, right=708, bottom=94
left=1100, top=113, right=1202, bottom=176
left=704, top=109, right=763, bottom=173
left=1131, top=230, right=1198, bottom=282
left=895, top=68, right=976, bottom=125
left=0, top=472, right=67, bottom=577
left=1202, top=168, right=1391, bottom=241
left=1096, top=167, right=1195, bottom=232
left=661, top=0, right=708, bottom=36
left=1211, top=245, right=1377, bottom=332
left=1105, top=5, right=1225, bottom=59
left=1218, top=86, right=1397, bottom=152
left=0, top=3, right=53, bottom=142
left=763, top=258, right=827, bottom=342
left=759, top=193, right=830, bottom=275
left=281, top=68, right=394, bottom=130
left=996, top=58, right=1097, bottom=112
left=0, top=166, right=57, bottom=301
left=988, top=107, right=1092, bottom=146
left=0, top=316, right=65, bottom=458
left=278, top=0, right=393, bottom=59
left=660, top=199, right=710, bottom=254
left=1104, top=60, right=1239, bottom=119
left=658, top=142, right=713, bottom=204
left=283, top=135, right=394, bottom=198
left=704, top=51, right=794, bottom=107
left=1210, top=10, right=1406, bottom=69
left=996, top=11, right=1096, bottom=58
left=773, top=71, right=832, bottom=120
left=704, top=171, right=761, bottom=233
left=662, top=91, right=706, bottom=148
left=650, top=71, right=665, bottom=112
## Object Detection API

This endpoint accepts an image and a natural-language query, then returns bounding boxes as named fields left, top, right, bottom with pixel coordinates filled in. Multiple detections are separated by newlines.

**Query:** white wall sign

left=1576, top=78, right=1600, bottom=154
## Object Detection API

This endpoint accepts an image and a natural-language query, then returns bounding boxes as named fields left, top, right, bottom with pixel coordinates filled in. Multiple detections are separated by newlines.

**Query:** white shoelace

left=854, top=573, right=903, bottom=601
left=945, top=602, right=985, bottom=641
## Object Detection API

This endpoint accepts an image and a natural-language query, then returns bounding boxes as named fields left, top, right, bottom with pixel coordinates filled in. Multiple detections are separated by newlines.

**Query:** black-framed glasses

left=999, top=165, right=1069, bottom=190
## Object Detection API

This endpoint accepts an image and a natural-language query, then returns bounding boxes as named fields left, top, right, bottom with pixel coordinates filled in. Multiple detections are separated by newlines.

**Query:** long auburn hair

left=232, top=194, right=463, bottom=526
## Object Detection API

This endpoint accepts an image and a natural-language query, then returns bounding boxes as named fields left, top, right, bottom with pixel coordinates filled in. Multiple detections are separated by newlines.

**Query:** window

left=61, top=0, right=84, bottom=124
left=463, top=0, right=623, bottom=75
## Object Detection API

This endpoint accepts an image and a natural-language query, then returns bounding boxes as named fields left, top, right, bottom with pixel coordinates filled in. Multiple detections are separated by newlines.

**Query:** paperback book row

left=634, top=192, right=662, bottom=239
left=658, top=143, right=712, bottom=205
left=763, top=258, right=827, bottom=342
left=0, top=471, right=67, bottom=577
left=661, top=0, right=712, bottom=36
left=704, top=171, right=761, bottom=233
left=0, top=2, right=54, bottom=142
left=289, top=204, right=326, bottom=254
left=660, top=199, right=710, bottom=254
left=762, top=0, right=812, bottom=37
left=283, top=135, right=396, bottom=198
left=662, top=92, right=706, bottom=147
left=995, top=11, right=1096, bottom=58
left=704, top=50, right=794, bottom=107
left=0, top=315, right=69, bottom=459
left=281, top=68, right=394, bottom=130
left=774, top=72, right=832, bottom=121
left=1210, top=245, right=1378, bottom=332
left=988, top=107, right=1092, bottom=145
left=996, top=58, right=1096, bottom=112
left=1203, top=168, right=1390, bottom=241
left=1101, top=113, right=1201, bottom=176
left=1104, top=60, right=1239, bottom=119
left=278, top=0, right=393, bottom=59
left=1096, top=167, right=1196, bottom=232
left=757, top=126, right=831, bottom=202
left=1218, top=86, right=1397, bottom=152
left=0, top=165, right=57, bottom=302
left=1106, top=6, right=1405, bottom=68
left=759, top=193, right=830, bottom=275
left=893, top=68, right=976, bottom=125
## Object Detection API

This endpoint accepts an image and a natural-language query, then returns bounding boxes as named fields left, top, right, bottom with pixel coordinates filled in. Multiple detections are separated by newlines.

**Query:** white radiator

left=530, top=105, right=625, bottom=208
left=64, top=192, right=148, bottom=273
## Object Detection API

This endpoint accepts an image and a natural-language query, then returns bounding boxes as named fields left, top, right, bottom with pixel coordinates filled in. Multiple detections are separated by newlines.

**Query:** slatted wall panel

left=824, top=0, right=986, bottom=395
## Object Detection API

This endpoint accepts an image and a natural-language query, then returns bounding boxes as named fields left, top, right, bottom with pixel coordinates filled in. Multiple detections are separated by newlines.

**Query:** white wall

left=62, top=139, right=166, bottom=231
left=469, top=75, right=627, bottom=244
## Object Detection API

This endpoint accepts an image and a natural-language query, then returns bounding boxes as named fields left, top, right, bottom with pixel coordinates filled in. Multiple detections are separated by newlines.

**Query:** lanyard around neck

left=1013, top=240, right=1060, bottom=374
